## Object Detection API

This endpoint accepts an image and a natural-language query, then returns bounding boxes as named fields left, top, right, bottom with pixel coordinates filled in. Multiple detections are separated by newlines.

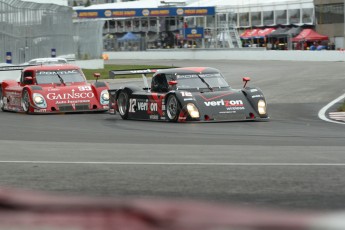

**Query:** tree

left=85, top=0, right=91, bottom=7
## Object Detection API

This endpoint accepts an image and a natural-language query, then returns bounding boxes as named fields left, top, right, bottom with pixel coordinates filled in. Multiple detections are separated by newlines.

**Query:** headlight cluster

left=258, top=99, right=267, bottom=115
left=186, top=103, right=199, bottom=118
left=100, top=90, right=109, bottom=105
left=33, top=93, right=47, bottom=108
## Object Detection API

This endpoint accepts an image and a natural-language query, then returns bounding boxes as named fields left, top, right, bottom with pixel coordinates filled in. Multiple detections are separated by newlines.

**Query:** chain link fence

left=74, top=19, right=105, bottom=60
left=0, top=0, right=103, bottom=64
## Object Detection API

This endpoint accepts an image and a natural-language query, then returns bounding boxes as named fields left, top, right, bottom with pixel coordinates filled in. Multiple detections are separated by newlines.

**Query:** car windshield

left=175, top=73, right=229, bottom=90
left=35, top=69, right=85, bottom=84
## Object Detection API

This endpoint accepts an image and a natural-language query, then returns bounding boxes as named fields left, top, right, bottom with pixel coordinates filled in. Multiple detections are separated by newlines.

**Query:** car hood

left=187, top=89, right=258, bottom=120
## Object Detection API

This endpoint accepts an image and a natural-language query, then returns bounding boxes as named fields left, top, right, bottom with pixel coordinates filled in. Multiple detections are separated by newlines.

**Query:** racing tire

left=0, top=86, right=4, bottom=111
left=166, top=94, right=181, bottom=122
left=117, top=90, right=130, bottom=120
left=21, top=89, right=31, bottom=114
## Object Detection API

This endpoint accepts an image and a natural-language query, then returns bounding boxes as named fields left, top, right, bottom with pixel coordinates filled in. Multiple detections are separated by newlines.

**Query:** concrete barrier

left=104, top=49, right=345, bottom=62
left=74, top=59, right=104, bottom=69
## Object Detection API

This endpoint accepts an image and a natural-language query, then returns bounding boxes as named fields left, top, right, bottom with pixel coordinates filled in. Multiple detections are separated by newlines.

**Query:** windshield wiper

left=196, top=74, right=213, bottom=91
left=54, top=71, right=65, bottom=85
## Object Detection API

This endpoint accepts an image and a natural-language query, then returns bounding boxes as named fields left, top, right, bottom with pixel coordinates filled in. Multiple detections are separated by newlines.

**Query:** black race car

left=108, top=67, right=269, bottom=122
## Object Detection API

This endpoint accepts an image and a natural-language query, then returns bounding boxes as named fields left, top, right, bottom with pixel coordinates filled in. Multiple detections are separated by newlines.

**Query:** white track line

left=318, top=93, right=345, bottom=125
left=1, top=161, right=345, bottom=166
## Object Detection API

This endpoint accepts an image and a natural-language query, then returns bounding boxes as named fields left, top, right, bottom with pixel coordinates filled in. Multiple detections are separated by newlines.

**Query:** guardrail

left=104, top=49, right=345, bottom=62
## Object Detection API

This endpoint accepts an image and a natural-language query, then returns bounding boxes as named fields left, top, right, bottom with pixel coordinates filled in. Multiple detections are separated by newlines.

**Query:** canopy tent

left=240, top=28, right=275, bottom=39
left=255, top=28, right=276, bottom=38
left=291, top=29, right=328, bottom=42
left=118, top=32, right=140, bottom=41
left=266, top=27, right=290, bottom=39
left=286, top=27, right=303, bottom=37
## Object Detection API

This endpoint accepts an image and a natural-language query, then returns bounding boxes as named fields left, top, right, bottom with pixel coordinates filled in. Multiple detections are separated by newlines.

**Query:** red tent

left=255, top=28, right=276, bottom=38
left=291, top=29, right=328, bottom=42
left=240, top=29, right=260, bottom=39
left=241, top=28, right=276, bottom=39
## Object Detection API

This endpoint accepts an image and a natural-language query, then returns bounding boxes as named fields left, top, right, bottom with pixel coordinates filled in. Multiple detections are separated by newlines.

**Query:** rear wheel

left=117, top=90, right=129, bottom=119
left=21, top=89, right=31, bottom=114
left=166, top=95, right=181, bottom=122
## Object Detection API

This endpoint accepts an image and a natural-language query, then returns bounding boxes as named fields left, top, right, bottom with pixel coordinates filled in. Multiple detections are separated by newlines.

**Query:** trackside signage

left=76, top=7, right=215, bottom=18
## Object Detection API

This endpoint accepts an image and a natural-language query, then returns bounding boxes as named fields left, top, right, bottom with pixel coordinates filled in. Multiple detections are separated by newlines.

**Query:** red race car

left=0, top=64, right=109, bottom=114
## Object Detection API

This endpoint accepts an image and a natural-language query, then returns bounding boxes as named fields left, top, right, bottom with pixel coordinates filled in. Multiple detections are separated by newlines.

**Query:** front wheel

left=166, top=95, right=181, bottom=122
left=117, top=90, right=130, bottom=119
left=21, top=89, right=32, bottom=114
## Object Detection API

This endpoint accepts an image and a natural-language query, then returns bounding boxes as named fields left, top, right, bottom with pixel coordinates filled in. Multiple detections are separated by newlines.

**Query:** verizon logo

left=204, top=99, right=243, bottom=107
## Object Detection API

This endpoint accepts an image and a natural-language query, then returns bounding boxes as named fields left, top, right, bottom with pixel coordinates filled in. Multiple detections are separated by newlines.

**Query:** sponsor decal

left=121, top=94, right=165, bottom=115
left=113, top=10, right=136, bottom=17
left=78, top=86, right=92, bottom=91
left=250, top=89, right=258, bottom=92
left=48, top=88, right=60, bottom=92
left=148, top=93, right=165, bottom=116
left=34, top=109, right=47, bottom=113
left=204, top=99, right=243, bottom=107
left=142, top=9, right=150, bottom=16
left=6, top=92, right=21, bottom=106
left=130, top=69, right=152, bottom=74
left=150, top=115, right=159, bottom=120
left=184, top=98, right=194, bottom=101
left=252, top=94, right=264, bottom=98
left=181, top=91, right=192, bottom=97
left=226, top=107, right=244, bottom=111
left=104, top=10, right=112, bottom=17
left=220, top=111, right=237, bottom=114
left=176, top=8, right=184, bottom=15
left=129, top=99, right=158, bottom=113
left=37, top=70, right=78, bottom=75
left=79, top=11, right=98, bottom=18
left=55, top=99, right=90, bottom=104
left=204, top=99, right=245, bottom=111
left=46, top=89, right=94, bottom=100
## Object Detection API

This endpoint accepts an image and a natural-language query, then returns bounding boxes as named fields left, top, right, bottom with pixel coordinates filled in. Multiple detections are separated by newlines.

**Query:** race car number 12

left=129, top=99, right=136, bottom=113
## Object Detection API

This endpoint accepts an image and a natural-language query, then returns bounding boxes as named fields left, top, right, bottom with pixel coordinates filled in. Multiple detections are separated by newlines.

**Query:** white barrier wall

left=74, top=59, right=104, bottom=69
left=104, top=49, right=345, bottom=62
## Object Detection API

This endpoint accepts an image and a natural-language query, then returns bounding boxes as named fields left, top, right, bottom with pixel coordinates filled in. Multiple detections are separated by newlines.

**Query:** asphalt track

left=0, top=60, right=344, bottom=212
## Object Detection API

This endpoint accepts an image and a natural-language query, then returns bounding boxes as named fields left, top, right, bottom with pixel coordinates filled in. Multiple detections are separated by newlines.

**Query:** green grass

left=338, top=100, right=345, bottom=112
left=82, top=64, right=172, bottom=80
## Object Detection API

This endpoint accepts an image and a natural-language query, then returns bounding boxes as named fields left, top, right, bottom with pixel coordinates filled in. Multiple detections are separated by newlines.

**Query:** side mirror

left=94, top=73, right=101, bottom=82
left=168, top=80, right=178, bottom=86
left=242, top=77, right=250, bottom=88
left=24, top=76, right=33, bottom=85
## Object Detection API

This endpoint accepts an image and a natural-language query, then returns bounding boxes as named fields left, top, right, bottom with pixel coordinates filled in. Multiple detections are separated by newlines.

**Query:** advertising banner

left=184, top=27, right=204, bottom=39
left=76, top=7, right=215, bottom=18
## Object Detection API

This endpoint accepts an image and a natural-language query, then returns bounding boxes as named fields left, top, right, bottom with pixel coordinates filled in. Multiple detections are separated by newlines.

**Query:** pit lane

left=0, top=60, right=344, bottom=211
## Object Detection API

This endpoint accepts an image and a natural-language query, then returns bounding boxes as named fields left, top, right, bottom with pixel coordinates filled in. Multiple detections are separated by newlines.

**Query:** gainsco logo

left=204, top=99, right=243, bottom=107
left=47, top=89, right=94, bottom=100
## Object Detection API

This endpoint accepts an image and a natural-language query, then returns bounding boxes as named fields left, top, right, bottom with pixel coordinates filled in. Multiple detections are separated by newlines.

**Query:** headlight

left=102, top=92, right=109, bottom=101
left=258, top=99, right=266, bottom=115
left=186, top=103, right=200, bottom=118
left=100, top=90, right=109, bottom=105
left=33, top=93, right=47, bottom=108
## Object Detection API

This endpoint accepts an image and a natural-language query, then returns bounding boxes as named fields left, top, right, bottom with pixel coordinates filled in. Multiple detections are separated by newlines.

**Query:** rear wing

left=0, top=65, right=32, bottom=83
left=109, top=69, right=159, bottom=79
left=109, top=68, right=175, bottom=92
left=0, top=65, right=32, bottom=72
left=108, top=67, right=176, bottom=79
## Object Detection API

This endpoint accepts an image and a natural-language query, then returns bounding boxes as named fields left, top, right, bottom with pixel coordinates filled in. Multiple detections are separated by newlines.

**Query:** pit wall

left=104, top=49, right=345, bottom=62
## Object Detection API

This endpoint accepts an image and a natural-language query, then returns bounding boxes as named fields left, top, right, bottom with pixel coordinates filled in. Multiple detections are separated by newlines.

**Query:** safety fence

left=0, top=0, right=103, bottom=64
